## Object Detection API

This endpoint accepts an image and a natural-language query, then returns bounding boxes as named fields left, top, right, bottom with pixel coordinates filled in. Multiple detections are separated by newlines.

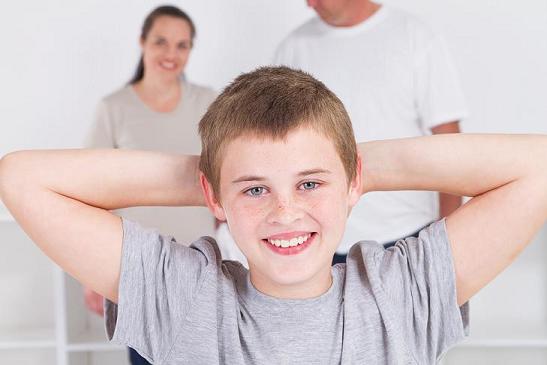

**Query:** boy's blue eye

left=245, top=187, right=264, bottom=196
left=301, top=181, right=318, bottom=190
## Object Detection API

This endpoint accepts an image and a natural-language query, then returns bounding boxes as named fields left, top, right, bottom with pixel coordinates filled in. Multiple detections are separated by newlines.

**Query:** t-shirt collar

left=314, top=5, right=390, bottom=37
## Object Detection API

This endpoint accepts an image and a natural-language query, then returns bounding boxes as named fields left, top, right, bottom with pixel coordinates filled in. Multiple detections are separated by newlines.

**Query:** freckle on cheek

left=244, top=206, right=265, bottom=217
left=310, top=201, right=321, bottom=209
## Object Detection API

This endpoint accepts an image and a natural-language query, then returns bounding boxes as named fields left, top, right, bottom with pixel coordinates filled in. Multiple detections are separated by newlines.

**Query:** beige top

left=85, top=80, right=217, bottom=244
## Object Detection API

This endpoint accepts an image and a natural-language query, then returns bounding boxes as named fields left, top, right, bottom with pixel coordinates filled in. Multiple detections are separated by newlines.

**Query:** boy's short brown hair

left=199, top=66, right=358, bottom=197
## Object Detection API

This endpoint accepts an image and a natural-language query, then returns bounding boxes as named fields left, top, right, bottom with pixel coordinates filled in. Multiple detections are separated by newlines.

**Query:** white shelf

left=67, top=328, right=124, bottom=352
left=0, top=327, right=56, bottom=350
left=0, top=220, right=127, bottom=365
left=441, top=225, right=547, bottom=364
left=0, top=348, right=57, bottom=365
left=459, top=323, right=547, bottom=348
left=68, top=350, right=129, bottom=365
left=459, top=338, right=547, bottom=348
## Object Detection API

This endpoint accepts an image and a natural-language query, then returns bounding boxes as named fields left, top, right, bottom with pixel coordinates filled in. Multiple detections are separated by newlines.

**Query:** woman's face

left=140, top=15, right=193, bottom=82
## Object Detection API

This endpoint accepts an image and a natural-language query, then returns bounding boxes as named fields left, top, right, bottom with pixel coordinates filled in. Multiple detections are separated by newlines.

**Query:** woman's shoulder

left=100, top=84, right=136, bottom=108
left=183, top=79, right=218, bottom=103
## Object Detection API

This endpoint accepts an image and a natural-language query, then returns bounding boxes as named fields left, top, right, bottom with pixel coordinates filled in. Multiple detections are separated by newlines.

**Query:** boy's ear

left=199, top=172, right=226, bottom=221
left=348, top=154, right=363, bottom=208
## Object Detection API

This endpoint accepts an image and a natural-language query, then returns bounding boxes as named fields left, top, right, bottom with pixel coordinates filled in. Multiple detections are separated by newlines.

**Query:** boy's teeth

left=267, top=234, right=310, bottom=248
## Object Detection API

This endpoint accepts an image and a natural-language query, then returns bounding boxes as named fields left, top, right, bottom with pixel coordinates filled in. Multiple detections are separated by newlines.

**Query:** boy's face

left=201, top=127, right=361, bottom=299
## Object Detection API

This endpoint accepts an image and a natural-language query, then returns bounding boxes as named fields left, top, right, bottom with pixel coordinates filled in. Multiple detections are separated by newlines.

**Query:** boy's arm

left=360, top=134, right=547, bottom=305
left=0, top=149, right=203, bottom=303
left=430, top=121, right=463, bottom=218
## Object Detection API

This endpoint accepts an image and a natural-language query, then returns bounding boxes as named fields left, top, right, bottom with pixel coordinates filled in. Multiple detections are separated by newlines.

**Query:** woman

left=84, top=6, right=217, bottom=365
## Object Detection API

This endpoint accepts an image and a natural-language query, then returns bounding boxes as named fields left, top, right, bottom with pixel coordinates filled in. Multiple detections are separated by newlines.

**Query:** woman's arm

left=359, top=133, right=547, bottom=305
left=0, top=149, right=203, bottom=303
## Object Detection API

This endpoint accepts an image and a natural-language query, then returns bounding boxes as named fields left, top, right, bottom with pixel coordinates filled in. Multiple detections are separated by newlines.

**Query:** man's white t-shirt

left=274, top=6, right=468, bottom=250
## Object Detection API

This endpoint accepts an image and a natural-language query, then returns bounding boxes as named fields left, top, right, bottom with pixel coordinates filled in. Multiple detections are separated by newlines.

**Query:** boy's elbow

left=525, top=136, right=547, bottom=181
left=0, top=152, right=15, bottom=196
left=0, top=151, right=29, bottom=199
left=535, top=137, right=547, bottom=216
left=536, top=137, right=547, bottom=181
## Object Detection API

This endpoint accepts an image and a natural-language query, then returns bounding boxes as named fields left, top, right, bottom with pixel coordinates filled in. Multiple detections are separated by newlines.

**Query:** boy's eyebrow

left=297, top=168, right=332, bottom=177
left=231, top=168, right=331, bottom=184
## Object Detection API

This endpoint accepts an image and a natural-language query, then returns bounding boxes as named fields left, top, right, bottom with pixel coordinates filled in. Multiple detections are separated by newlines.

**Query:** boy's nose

left=266, top=198, right=304, bottom=226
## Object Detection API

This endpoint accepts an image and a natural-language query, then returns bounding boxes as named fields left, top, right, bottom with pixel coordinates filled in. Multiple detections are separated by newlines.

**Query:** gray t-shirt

left=105, top=219, right=468, bottom=364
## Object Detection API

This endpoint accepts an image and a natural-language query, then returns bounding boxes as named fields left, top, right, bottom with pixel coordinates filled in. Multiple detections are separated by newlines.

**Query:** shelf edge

left=457, top=339, right=547, bottom=348
left=66, top=342, right=126, bottom=352
left=0, top=340, right=57, bottom=350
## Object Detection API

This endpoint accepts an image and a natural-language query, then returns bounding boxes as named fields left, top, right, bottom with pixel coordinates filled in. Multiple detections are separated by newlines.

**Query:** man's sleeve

left=379, top=220, right=469, bottom=362
left=104, top=218, right=211, bottom=363
left=414, top=34, right=469, bottom=130
left=272, top=36, right=294, bottom=66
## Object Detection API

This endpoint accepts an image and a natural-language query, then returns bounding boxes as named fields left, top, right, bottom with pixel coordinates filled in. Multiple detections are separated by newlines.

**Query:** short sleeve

left=379, top=219, right=468, bottom=362
left=414, top=34, right=469, bottom=130
left=104, top=218, right=213, bottom=363
left=84, top=100, right=117, bottom=148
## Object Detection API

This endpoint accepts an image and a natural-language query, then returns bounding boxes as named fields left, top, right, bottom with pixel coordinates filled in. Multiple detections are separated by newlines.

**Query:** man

left=275, top=0, right=468, bottom=261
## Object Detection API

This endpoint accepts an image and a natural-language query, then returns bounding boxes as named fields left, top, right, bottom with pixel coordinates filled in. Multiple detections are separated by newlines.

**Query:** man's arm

left=359, top=134, right=547, bottom=305
left=431, top=121, right=463, bottom=217
left=0, top=149, right=203, bottom=303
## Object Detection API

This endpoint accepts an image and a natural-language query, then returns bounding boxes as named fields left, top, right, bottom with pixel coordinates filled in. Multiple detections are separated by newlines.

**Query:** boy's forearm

left=0, top=149, right=205, bottom=210
left=360, top=134, right=547, bottom=197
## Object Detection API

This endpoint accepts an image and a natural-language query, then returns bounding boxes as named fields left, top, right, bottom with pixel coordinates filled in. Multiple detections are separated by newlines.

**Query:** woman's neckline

left=130, top=79, right=186, bottom=115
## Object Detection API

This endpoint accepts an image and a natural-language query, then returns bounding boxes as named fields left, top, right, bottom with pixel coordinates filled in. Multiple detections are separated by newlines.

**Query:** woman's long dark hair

left=129, top=5, right=196, bottom=85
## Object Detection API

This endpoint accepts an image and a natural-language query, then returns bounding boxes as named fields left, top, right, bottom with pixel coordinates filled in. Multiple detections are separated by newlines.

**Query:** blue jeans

left=129, top=348, right=151, bottom=365
left=331, top=223, right=430, bottom=265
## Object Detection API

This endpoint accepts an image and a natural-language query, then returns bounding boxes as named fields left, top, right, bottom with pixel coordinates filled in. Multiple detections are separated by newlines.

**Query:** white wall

left=0, top=0, right=313, bottom=156
left=387, top=0, right=547, bottom=134
left=0, top=0, right=545, bottom=160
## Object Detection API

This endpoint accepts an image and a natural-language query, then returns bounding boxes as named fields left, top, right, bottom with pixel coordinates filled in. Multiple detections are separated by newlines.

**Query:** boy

left=1, top=67, right=546, bottom=364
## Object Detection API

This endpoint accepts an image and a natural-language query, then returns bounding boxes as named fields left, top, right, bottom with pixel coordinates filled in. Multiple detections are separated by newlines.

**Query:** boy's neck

left=248, top=265, right=333, bottom=300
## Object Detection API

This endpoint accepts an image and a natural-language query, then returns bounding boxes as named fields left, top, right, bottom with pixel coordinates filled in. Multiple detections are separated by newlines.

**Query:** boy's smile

left=202, top=126, right=361, bottom=299
left=263, top=231, right=316, bottom=255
